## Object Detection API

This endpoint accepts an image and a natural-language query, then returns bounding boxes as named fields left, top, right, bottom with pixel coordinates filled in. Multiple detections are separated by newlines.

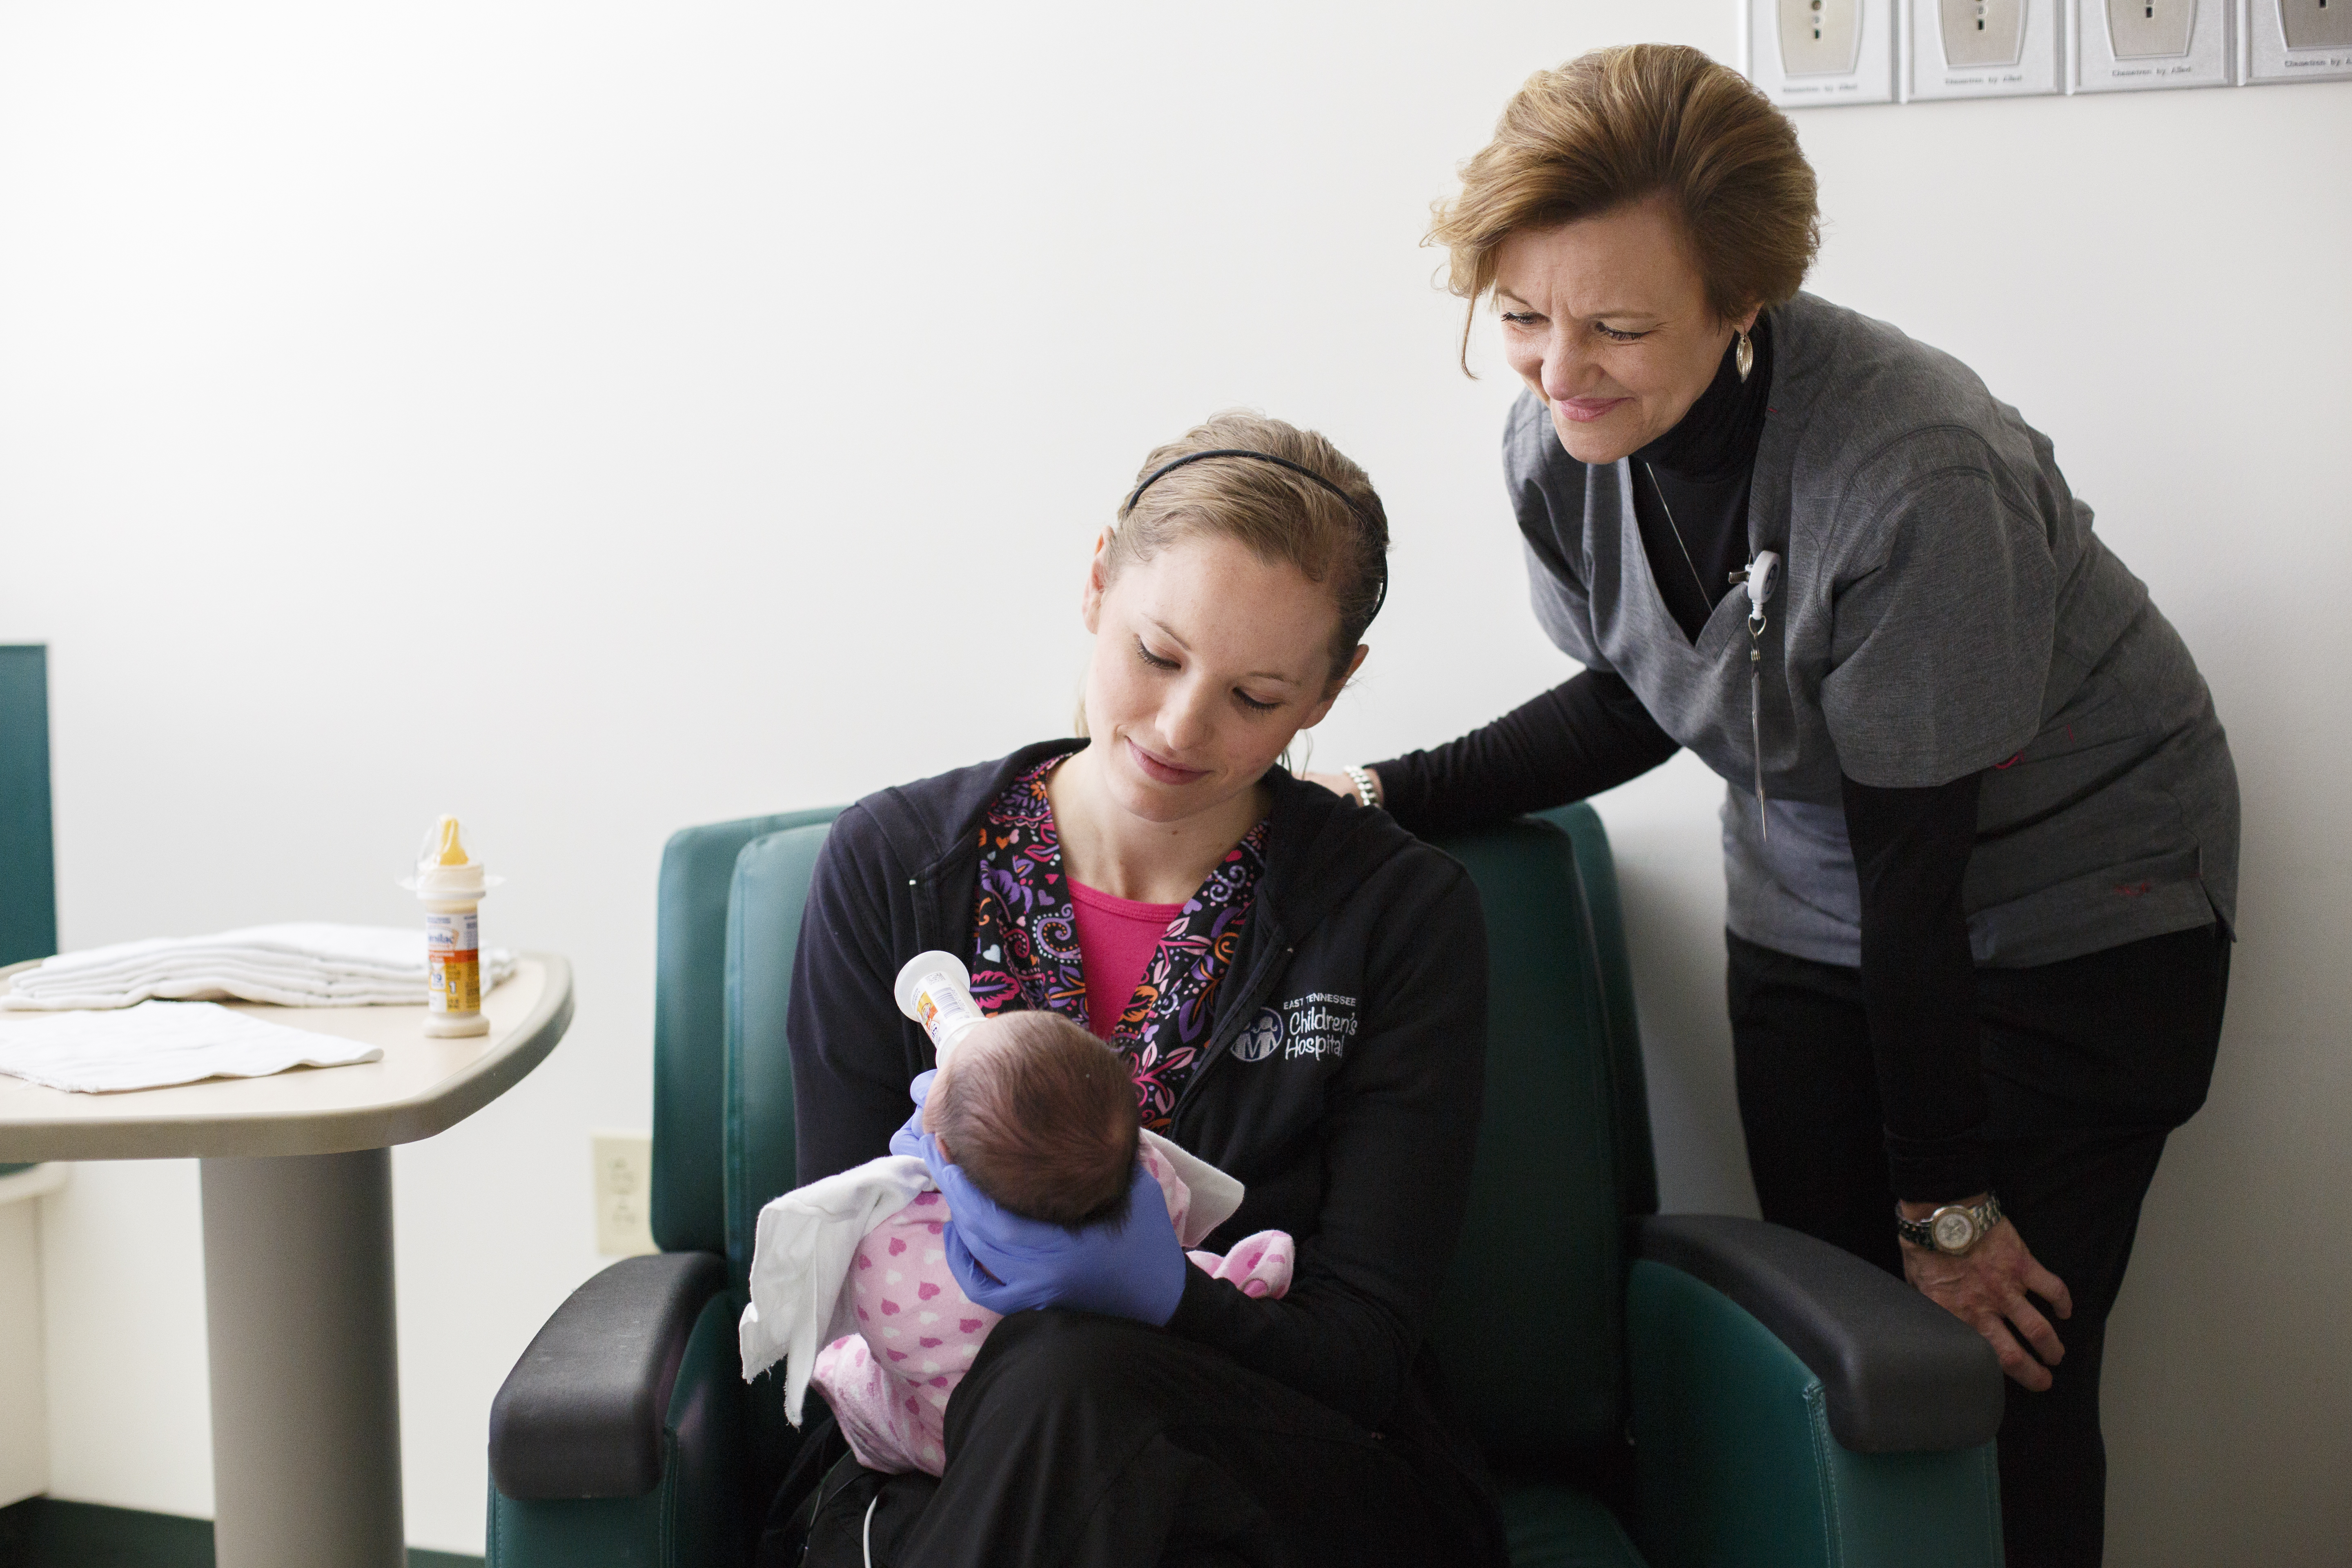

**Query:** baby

left=740, top=1007, right=1292, bottom=1477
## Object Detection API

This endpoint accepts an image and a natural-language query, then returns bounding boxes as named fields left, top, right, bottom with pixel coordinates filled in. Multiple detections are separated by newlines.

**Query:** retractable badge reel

left=1730, top=551, right=1781, bottom=839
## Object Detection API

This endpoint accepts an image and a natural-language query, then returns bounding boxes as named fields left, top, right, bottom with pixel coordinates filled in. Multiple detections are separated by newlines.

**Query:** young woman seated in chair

left=777, top=411, right=1507, bottom=1568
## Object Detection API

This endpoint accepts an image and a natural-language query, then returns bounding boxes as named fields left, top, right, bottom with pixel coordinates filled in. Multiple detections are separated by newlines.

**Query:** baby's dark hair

left=930, top=1010, right=1139, bottom=1230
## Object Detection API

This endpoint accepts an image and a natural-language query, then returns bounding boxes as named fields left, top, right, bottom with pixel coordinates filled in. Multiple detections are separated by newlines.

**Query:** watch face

left=1932, top=1209, right=1978, bottom=1252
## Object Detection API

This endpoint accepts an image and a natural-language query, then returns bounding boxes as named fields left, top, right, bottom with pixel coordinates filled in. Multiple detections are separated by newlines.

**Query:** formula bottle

left=413, top=815, right=491, bottom=1037
left=893, top=951, right=985, bottom=1064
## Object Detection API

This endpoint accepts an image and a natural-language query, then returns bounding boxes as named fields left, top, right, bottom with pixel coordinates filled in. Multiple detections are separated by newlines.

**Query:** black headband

left=1119, top=448, right=1390, bottom=624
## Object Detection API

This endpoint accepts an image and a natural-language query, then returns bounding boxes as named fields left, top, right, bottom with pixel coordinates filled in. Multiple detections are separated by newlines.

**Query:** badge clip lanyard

left=1728, top=551, right=1781, bottom=842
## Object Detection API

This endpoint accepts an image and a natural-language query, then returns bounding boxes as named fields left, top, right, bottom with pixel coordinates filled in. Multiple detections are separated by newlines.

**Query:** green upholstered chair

left=488, top=804, right=2005, bottom=1568
left=0, top=645, right=57, bottom=972
left=1, top=645, right=58, bottom=1188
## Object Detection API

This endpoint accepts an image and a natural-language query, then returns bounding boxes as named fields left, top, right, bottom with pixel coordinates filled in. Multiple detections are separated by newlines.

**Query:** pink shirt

left=1067, top=879, right=1182, bottom=1041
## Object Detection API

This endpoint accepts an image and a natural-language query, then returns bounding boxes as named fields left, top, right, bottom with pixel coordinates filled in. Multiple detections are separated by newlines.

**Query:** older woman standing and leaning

left=1320, top=45, right=2237, bottom=1567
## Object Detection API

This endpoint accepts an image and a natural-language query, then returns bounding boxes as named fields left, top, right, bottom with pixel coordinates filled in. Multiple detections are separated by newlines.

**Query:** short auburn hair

left=931, top=1010, right=1140, bottom=1231
left=1429, top=43, right=1820, bottom=371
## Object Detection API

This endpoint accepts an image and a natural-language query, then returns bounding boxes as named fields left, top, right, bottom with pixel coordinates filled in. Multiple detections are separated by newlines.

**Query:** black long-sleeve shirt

left=1373, top=317, right=1990, bottom=1202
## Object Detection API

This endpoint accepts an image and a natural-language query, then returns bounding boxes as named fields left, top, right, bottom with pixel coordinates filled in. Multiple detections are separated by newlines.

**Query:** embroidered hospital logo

left=1232, top=1008, right=1284, bottom=1063
left=1278, top=993, right=1359, bottom=1062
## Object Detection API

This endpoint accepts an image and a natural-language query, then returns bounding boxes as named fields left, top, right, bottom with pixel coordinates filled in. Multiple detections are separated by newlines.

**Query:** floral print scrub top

left=966, top=755, right=1269, bottom=1129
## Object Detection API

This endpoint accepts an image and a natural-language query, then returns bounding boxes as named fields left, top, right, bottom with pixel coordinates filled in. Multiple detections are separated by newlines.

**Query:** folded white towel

left=0, top=1000, right=383, bottom=1093
left=2, top=923, right=517, bottom=1011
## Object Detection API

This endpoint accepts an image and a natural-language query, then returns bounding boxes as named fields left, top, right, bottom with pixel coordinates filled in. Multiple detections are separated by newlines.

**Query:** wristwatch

left=1896, top=1193, right=2004, bottom=1256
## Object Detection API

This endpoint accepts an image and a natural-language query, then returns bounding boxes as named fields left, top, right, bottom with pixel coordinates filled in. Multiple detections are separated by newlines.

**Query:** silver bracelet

left=1343, top=765, right=1381, bottom=810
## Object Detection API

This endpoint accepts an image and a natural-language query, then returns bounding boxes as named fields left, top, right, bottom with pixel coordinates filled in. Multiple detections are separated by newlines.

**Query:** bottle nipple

left=434, top=815, right=470, bottom=867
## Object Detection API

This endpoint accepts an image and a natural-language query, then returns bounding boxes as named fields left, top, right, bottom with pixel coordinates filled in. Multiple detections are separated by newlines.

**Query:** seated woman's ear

left=1305, top=644, right=1371, bottom=727
left=1082, top=528, right=1114, bottom=628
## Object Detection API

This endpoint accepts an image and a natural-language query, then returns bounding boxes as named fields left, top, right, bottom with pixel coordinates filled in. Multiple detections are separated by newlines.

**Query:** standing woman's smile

left=1493, top=195, right=1755, bottom=462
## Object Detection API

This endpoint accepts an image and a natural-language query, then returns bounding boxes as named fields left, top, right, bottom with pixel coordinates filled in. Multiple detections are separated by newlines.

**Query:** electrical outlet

left=1780, top=0, right=1864, bottom=73
left=2246, top=0, right=2352, bottom=82
left=591, top=1131, right=657, bottom=1257
left=1941, top=0, right=2027, bottom=64
left=2074, top=0, right=2230, bottom=89
left=1746, top=0, right=1895, bottom=107
left=2106, top=0, right=2196, bottom=56
left=2281, top=0, right=2352, bottom=49
left=1911, top=0, right=2060, bottom=96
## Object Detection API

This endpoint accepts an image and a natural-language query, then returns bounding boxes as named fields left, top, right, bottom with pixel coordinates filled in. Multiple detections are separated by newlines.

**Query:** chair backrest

left=1537, top=803, right=1656, bottom=1218
left=666, top=801, right=1659, bottom=1477
left=721, top=820, right=840, bottom=1286
left=648, top=808, right=841, bottom=1256
left=1423, top=813, right=1646, bottom=1475
left=0, top=645, right=57, bottom=970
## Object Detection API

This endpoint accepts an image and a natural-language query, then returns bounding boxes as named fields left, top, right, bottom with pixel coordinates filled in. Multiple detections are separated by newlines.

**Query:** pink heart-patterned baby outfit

left=811, top=1143, right=1290, bottom=1476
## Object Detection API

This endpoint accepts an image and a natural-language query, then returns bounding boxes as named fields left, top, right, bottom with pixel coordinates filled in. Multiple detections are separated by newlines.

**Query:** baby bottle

left=894, top=951, right=985, bottom=1063
left=411, top=815, right=491, bottom=1038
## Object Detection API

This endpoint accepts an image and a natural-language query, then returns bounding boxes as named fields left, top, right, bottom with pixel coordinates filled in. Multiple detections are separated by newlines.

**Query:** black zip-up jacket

left=788, top=740, right=1493, bottom=1483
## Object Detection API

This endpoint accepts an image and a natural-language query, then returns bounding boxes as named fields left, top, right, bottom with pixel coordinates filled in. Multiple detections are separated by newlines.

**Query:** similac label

left=425, top=908, right=482, bottom=1015
left=909, top=968, right=983, bottom=1051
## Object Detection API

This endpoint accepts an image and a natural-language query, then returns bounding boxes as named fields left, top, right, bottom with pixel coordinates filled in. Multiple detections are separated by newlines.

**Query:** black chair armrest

left=1634, top=1213, right=2003, bottom=1453
left=489, top=1250, right=729, bottom=1499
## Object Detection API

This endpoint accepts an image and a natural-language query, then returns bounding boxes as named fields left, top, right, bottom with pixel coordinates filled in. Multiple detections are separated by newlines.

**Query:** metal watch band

left=1895, top=1192, right=2004, bottom=1255
left=1343, top=766, right=1381, bottom=810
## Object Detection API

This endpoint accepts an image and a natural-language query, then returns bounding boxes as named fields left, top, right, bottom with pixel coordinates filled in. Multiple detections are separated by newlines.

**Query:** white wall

left=0, top=2, right=2341, bottom=1559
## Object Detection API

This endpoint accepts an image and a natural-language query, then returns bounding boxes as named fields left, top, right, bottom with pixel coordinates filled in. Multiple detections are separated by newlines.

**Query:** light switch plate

left=2241, top=0, right=2352, bottom=82
left=1744, top=0, right=1901, bottom=105
left=591, top=1131, right=658, bottom=1257
left=2071, top=0, right=2235, bottom=88
left=1908, top=0, right=2066, bottom=96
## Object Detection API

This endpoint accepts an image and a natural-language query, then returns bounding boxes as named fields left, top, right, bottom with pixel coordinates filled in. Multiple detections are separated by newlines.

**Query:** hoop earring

left=1734, top=330, right=1754, bottom=383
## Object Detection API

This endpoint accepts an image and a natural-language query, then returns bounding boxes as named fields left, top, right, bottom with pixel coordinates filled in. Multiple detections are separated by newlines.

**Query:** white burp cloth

left=0, top=1000, right=383, bottom=1093
left=739, top=1154, right=935, bottom=1426
left=1, top=923, right=518, bottom=1011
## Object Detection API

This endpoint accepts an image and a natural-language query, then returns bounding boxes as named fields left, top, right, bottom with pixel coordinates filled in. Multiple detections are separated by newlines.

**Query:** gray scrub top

left=1509, top=292, right=2238, bottom=969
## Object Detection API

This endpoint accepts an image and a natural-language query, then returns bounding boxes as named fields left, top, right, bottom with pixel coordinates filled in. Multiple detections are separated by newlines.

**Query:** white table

left=0, top=955, right=574, bottom=1568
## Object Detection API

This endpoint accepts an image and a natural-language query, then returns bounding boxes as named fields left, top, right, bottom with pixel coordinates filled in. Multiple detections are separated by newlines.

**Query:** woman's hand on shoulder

left=1304, top=767, right=1381, bottom=806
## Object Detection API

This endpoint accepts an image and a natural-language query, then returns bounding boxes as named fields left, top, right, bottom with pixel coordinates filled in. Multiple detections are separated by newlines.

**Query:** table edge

left=0, top=954, right=575, bottom=1160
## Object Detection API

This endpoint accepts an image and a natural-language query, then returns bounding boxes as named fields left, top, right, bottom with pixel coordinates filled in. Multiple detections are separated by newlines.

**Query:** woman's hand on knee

left=1900, top=1216, right=2074, bottom=1392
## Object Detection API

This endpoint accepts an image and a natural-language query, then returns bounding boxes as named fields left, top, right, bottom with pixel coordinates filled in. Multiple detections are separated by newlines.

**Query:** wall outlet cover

left=2108, top=0, right=2199, bottom=53
left=2242, top=0, right=2352, bottom=82
left=2071, top=0, right=2235, bottom=87
left=591, top=1131, right=658, bottom=1257
left=1909, top=0, right=2066, bottom=95
left=1783, top=0, right=1866, bottom=72
left=1744, top=0, right=1900, bottom=104
left=1947, top=0, right=2028, bottom=64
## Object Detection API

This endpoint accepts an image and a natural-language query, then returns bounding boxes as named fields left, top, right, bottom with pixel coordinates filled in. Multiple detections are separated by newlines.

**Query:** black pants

left=786, top=1310, right=1498, bottom=1568
left=1728, top=922, right=2229, bottom=1568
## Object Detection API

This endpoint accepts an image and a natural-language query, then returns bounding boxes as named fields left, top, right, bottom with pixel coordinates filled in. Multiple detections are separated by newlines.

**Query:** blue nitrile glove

left=920, top=1131, right=1187, bottom=1325
left=887, top=1069, right=939, bottom=1159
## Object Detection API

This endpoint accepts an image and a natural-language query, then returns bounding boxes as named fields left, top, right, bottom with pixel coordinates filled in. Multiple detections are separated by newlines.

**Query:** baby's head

left=924, top=1010, right=1138, bottom=1231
